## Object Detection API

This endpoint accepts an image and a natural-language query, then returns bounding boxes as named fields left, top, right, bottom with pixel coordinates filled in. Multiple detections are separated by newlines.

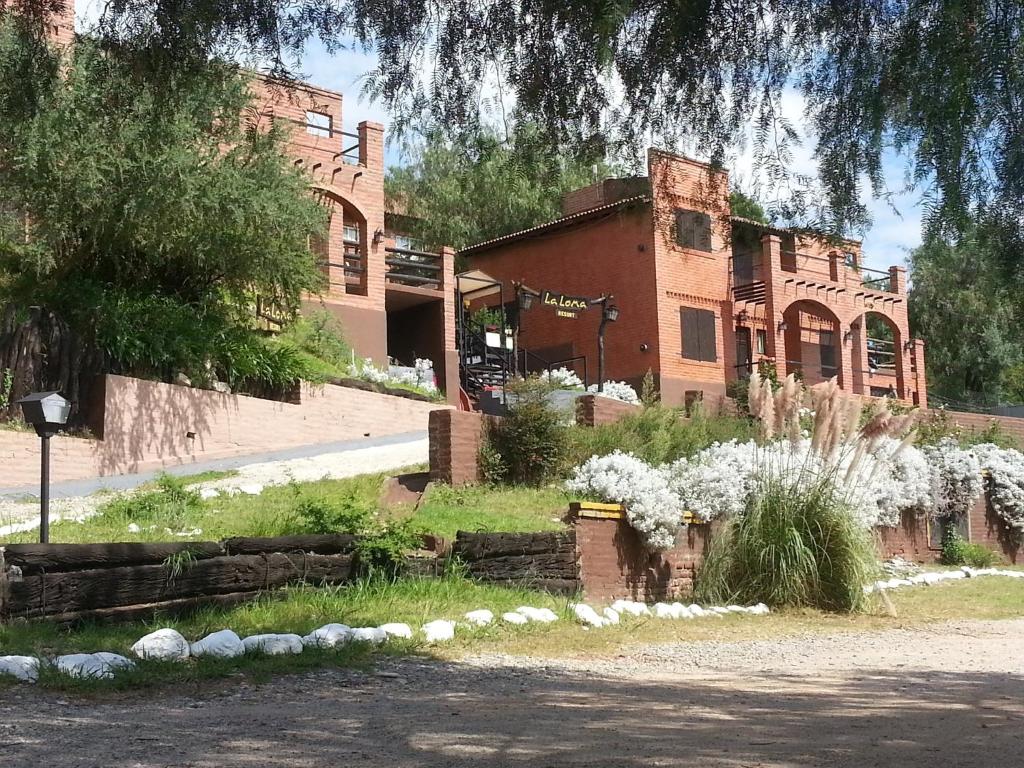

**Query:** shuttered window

left=675, top=209, right=713, bottom=252
left=680, top=308, right=718, bottom=362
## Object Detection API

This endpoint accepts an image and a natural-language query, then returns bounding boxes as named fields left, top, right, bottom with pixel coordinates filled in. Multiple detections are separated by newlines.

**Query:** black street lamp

left=15, top=391, right=71, bottom=544
left=594, top=296, right=619, bottom=393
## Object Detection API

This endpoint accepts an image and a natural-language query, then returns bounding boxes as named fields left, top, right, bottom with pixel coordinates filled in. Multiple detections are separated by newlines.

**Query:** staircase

left=458, top=327, right=515, bottom=410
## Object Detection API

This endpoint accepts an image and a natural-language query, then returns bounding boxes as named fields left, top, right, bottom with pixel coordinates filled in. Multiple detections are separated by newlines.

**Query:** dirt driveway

left=3, top=619, right=1022, bottom=767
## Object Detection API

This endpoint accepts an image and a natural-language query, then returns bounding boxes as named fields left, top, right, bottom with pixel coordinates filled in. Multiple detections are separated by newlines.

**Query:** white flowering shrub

left=587, top=381, right=640, bottom=405
left=668, top=441, right=757, bottom=522
left=869, top=438, right=934, bottom=526
left=567, top=451, right=683, bottom=550
left=972, top=443, right=1024, bottom=533
left=540, top=367, right=584, bottom=389
left=348, top=357, right=438, bottom=394
left=923, top=439, right=983, bottom=519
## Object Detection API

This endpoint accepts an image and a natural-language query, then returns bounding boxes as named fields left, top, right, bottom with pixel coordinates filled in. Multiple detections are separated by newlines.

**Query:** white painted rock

left=379, top=623, right=413, bottom=639
left=190, top=629, right=245, bottom=659
left=463, top=609, right=494, bottom=626
left=570, top=603, right=606, bottom=627
left=241, top=633, right=303, bottom=656
left=127, top=523, right=141, bottom=534
left=238, top=483, right=264, bottom=496
left=131, top=628, right=190, bottom=662
left=515, top=606, right=558, bottom=623
left=653, top=603, right=676, bottom=619
left=422, top=620, right=456, bottom=643
left=301, top=624, right=352, bottom=649
left=670, top=602, right=692, bottom=619
left=602, top=607, right=621, bottom=625
left=350, top=627, right=387, bottom=645
left=501, top=611, right=529, bottom=625
left=56, top=652, right=134, bottom=679
left=199, top=488, right=220, bottom=500
left=0, top=655, right=40, bottom=683
left=710, top=606, right=731, bottom=615
left=688, top=605, right=707, bottom=617
left=611, top=600, right=650, bottom=617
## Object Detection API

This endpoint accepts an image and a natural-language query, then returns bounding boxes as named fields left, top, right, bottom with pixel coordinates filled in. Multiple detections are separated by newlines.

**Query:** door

left=736, top=327, right=752, bottom=376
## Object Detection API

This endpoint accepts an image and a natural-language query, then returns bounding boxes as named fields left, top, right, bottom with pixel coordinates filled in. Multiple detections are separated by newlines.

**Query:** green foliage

left=97, top=473, right=204, bottom=533
left=697, top=476, right=878, bottom=612
left=483, top=377, right=569, bottom=486
left=567, top=403, right=757, bottom=467
left=0, top=25, right=326, bottom=392
left=909, top=227, right=1023, bottom=407
left=729, top=190, right=770, bottom=224
left=277, top=312, right=353, bottom=375
left=940, top=525, right=1001, bottom=568
left=386, top=123, right=613, bottom=250
left=915, top=409, right=1019, bottom=450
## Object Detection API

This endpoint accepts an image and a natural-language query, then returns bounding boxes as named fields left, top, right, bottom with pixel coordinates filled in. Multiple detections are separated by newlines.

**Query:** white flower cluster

left=668, top=441, right=757, bottom=522
left=587, top=381, right=640, bottom=404
left=348, top=357, right=438, bottom=393
left=972, top=443, right=1024, bottom=533
left=539, top=367, right=584, bottom=389
left=922, top=439, right=984, bottom=519
left=566, top=451, right=683, bottom=550
left=869, top=437, right=934, bottom=527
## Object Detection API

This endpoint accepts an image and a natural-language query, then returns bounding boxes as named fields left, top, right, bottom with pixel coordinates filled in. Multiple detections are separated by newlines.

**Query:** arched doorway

left=850, top=311, right=904, bottom=399
left=780, top=300, right=843, bottom=388
left=313, top=188, right=369, bottom=297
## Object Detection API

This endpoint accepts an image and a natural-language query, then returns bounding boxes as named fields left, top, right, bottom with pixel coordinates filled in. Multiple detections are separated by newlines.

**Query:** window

left=819, top=330, right=836, bottom=374
left=393, top=234, right=419, bottom=251
left=305, top=110, right=332, bottom=137
left=843, top=251, right=857, bottom=268
left=674, top=209, right=713, bottom=252
left=680, top=307, right=717, bottom=362
left=343, top=224, right=360, bottom=244
left=755, top=329, right=767, bottom=355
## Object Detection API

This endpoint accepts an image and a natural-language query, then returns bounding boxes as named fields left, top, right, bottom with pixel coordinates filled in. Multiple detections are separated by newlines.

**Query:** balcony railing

left=280, top=117, right=361, bottom=164
left=385, top=246, right=443, bottom=289
left=859, top=266, right=894, bottom=293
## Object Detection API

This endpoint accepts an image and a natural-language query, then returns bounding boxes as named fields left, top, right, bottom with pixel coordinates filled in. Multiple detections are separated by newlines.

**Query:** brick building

left=461, top=149, right=927, bottom=407
left=20, top=0, right=459, bottom=403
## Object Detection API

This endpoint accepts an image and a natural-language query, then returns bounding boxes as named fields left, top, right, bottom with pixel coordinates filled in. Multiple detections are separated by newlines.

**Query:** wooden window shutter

left=680, top=308, right=700, bottom=360
left=675, top=209, right=713, bottom=252
left=698, top=309, right=717, bottom=362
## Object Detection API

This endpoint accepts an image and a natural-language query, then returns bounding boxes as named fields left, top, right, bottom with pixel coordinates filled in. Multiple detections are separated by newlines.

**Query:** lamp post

left=15, top=391, right=71, bottom=544
left=514, top=283, right=539, bottom=376
left=593, top=296, right=619, bottom=393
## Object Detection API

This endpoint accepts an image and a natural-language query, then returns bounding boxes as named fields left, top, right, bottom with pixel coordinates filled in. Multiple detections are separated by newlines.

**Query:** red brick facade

left=463, top=150, right=925, bottom=407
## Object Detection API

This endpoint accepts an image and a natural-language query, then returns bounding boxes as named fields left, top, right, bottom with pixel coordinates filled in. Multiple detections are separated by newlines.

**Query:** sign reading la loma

left=541, top=290, right=591, bottom=318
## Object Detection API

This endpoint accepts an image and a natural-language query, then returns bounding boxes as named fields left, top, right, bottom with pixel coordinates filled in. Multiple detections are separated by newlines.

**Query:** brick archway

left=779, top=299, right=843, bottom=388
left=849, top=310, right=905, bottom=399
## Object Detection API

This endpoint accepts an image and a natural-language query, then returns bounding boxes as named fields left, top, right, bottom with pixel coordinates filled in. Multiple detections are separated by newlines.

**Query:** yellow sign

left=542, top=290, right=590, bottom=317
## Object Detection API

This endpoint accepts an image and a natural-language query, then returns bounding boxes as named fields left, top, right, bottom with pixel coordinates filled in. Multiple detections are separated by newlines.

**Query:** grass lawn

left=0, top=471, right=572, bottom=546
left=1, top=574, right=1022, bottom=692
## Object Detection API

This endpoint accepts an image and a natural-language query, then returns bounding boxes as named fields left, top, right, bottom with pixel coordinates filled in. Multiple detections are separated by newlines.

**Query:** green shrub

left=696, top=474, right=878, bottom=612
left=484, top=378, right=569, bottom=486
left=567, top=402, right=757, bottom=467
left=96, top=473, right=204, bottom=532
left=940, top=527, right=1001, bottom=567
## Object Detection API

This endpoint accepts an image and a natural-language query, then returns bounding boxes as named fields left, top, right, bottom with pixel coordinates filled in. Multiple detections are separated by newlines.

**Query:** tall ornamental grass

left=697, top=373, right=913, bottom=612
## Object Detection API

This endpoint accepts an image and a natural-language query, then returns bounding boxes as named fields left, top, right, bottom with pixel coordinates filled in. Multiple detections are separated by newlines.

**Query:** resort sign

left=541, top=290, right=591, bottom=319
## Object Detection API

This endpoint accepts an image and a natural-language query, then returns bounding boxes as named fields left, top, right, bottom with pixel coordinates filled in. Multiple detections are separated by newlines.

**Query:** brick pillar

left=440, top=246, right=461, bottom=405
left=828, top=251, right=844, bottom=284
left=761, top=234, right=787, bottom=377
left=838, top=322, right=856, bottom=393
left=911, top=339, right=928, bottom=408
left=358, top=121, right=384, bottom=169
left=889, top=265, right=906, bottom=295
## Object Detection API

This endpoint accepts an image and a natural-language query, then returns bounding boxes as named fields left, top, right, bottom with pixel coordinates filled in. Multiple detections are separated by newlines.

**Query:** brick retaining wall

left=0, top=374, right=450, bottom=487
left=575, top=394, right=642, bottom=427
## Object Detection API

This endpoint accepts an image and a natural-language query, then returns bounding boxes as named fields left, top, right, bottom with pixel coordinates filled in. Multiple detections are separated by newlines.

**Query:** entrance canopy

left=456, top=270, right=504, bottom=303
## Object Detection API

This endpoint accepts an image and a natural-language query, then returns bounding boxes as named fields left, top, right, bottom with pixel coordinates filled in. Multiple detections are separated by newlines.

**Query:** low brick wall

left=573, top=506, right=713, bottom=602
left=0, top=374, right=450, bottom=488
left=940, top=409, right=1024, bottom=447
left=575, top=394, right=641, bottom=427
left=878, top=494, right=1020, bottom=565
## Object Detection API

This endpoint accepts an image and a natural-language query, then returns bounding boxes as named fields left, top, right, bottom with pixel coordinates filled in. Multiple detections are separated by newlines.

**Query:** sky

left=72, top=2, right=926, bottom=271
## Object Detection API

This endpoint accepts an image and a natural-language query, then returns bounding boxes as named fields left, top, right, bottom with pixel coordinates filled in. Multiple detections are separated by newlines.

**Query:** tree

left=19, top=0, right=1016, bottom=246
left=385, top=123, right=611, bottom=250
left=729, top=190, right=770, bottom=225
left=908, top=227, right=1023, bottom=407
left=0, top=20, right=326, bottom=409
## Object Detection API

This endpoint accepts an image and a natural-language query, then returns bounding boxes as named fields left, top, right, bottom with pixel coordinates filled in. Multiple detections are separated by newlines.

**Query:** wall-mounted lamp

left=903, top=340, right=915, bottom=351
left=372, top=228, right=385, bottom=245
left=777, top=320, right=788, bottom=333
left=736, top=309, right=749, bottom=322
left=844, top=329, right=854, bottom=343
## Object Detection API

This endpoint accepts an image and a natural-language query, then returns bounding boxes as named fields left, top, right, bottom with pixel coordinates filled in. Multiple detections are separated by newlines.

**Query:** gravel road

left=3, top=619, right=1022, bottom=767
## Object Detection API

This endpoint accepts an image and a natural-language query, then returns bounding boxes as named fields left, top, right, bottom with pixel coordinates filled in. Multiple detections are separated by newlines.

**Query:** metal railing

left=385, top=246, right=443, bottom=289
left=280, top=117, right=361, bottom=164
left=860, top=266, right=894, bottom=292
left=519, top=349, right=589, bottom=389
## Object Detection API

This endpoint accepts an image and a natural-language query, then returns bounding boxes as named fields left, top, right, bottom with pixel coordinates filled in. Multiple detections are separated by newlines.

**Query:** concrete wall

left=0, top=374, right=449, bottom=487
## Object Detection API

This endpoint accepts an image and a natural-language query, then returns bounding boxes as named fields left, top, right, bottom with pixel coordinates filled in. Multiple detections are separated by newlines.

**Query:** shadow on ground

left=2, top=660, right=1020, bottom=767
